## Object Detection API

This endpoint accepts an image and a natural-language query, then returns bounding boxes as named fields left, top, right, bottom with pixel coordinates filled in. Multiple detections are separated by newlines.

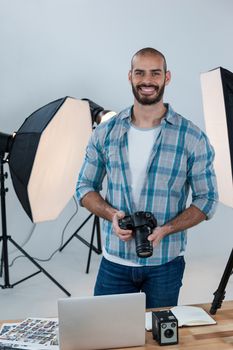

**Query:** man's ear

left=165, top=70, right=171, bottom=86
left=128, top=70, right=132, bottom=83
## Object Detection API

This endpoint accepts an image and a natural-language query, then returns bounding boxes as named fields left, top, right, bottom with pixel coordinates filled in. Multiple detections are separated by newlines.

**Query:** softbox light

left=0, top=97, right=112, bottom=294
left=8, top=97, right=92, bottom=223
left=200, top=67, right=233, bottom=207
left=200, top=67, right=233, bottom=314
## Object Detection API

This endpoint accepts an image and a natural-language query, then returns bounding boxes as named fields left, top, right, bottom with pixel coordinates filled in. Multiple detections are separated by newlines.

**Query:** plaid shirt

left=76, top=104, right=218, bottom=266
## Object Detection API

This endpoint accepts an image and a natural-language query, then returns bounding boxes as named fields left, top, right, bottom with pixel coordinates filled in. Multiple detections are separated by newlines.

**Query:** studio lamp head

left=82, top=98, right=117, bottom=125
left=0, top=132, right=14, bottom=155
left=82, top=98, right=104, bottom=124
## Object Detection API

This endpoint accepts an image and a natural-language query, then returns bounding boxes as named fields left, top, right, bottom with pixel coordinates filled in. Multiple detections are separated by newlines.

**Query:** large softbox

left=200, top=67, right=233, bottom=314
left=8, top=97, right=92, bottom=223
left=200, top=67, right=233, bottom=207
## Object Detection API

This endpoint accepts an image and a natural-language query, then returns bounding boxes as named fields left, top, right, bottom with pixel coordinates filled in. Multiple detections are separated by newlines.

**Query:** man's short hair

left=131, top=47, right=167, bottom=72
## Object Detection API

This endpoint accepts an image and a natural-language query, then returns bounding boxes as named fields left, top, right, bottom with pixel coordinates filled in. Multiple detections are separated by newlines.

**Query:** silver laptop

left=58, top=292, right=146, bottom=350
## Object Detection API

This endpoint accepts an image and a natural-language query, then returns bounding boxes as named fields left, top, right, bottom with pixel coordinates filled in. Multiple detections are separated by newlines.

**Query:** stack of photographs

left=0, top=318, right=59, bottom=350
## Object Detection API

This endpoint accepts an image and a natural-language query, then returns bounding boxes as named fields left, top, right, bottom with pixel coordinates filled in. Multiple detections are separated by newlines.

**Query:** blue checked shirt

left=76, top=104, right=218, bottom=266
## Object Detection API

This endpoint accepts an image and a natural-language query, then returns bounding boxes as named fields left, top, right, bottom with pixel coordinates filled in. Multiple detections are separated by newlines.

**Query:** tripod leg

left=210, top=248, right=233, bottom=314
left=59, top=211, right=102, bottom=273
left=59, top=213, right=93, bottom=252
left=8, top=236, right=71, bottom=296
left=0, top=156, right=70, bottom=295
left=86, top=216, right=98, bottom=274
left=0, top=244, right=3, bottom=277
left=95, top=216, right=102, bottom=254
left=60, top=213, right=101, bottom=254
left=0, top=159, right=11, bottom=287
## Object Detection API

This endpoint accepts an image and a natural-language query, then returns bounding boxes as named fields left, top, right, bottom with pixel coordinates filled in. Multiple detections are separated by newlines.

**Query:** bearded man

left=76, top=47, right=218, bottom=308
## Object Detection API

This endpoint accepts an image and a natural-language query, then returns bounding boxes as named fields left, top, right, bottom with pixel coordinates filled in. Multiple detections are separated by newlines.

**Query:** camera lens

left=164, top=329, right=174, bottom=338
left=135, top=227, right=153, bottom=258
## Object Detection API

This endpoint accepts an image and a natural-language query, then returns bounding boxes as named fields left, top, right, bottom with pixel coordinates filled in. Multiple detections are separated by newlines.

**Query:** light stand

left=209, top=249, right=233, bottom=315
left=59, top=99, right=116, bottom=274
left=0, top=153, right=71, bottom=295
left=201, top=67, right=233, bottom=314
left=59, top=214, right=102, bottom=274
left=0, top=97, right=94, bottom=295
left=0, top=97, right=115, bottom=292
left=59, top=99, right=104, bottom=273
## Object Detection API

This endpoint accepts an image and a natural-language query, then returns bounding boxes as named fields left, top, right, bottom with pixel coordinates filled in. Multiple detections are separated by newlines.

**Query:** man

left=76, top=47, right=218, bottom=308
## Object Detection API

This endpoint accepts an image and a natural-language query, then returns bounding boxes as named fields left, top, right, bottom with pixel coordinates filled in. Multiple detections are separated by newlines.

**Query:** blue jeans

left=94, top=256, right=185, bottom=308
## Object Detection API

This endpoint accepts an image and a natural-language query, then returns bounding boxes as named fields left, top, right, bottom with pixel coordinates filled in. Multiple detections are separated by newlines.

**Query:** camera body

left=118, top=211, right=157, bottom=258
left=152, top=310, right=178, bottom=346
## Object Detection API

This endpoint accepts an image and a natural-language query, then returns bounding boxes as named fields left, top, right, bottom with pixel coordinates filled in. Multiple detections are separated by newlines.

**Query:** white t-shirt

left=128, top=123, right=161, bottom=208
left=103, top=123, right=161, bottom=266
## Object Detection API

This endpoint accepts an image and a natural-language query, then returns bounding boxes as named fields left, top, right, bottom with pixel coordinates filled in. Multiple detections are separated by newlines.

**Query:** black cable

left=8, top=196, right=79, bottom=267
left=8, top=224, right=36, bottom=256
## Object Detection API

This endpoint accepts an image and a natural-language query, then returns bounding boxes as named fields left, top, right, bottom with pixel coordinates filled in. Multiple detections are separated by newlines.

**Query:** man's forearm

left=163, top=205, right=206, bottom=235
left=149, top=205, right=207, bottom=247
left=81, top=191, right=118, bottom=222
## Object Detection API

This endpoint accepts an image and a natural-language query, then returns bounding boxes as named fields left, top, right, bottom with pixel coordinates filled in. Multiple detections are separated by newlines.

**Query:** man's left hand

left=147, top=226, right=168, bottom=247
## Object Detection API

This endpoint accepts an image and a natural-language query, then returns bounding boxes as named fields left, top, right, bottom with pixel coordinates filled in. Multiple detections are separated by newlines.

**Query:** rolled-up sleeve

left=187, top=132, right=219, bottom=219
left=76, top=129, right=106, bottom=205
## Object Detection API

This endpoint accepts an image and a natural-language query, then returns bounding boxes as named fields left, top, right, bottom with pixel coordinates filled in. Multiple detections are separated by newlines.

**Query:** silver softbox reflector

left=200, top=67, right=233, bottom=208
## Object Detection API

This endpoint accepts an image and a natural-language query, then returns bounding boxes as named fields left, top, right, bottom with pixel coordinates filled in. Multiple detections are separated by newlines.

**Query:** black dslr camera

left=152, top=310, right=178, bottom=346
left=118, top=211, right=157, bottom=258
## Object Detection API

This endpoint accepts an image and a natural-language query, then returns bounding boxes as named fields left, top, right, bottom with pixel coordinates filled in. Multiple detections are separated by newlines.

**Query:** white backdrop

left=0, top=0, right=232, bottom=284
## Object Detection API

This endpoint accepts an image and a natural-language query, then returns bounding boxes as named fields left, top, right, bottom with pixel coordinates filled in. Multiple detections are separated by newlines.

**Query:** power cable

left=8, top=196, right=79, bottom=267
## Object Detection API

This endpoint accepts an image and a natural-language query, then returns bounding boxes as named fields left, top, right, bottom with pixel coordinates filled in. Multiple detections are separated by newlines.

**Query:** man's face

left=128, top=54, right=171, bottom=105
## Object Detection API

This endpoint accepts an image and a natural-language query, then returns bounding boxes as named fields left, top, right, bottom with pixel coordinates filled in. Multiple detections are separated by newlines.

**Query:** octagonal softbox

left=8, top=97, right=92, bottom=222
left=200, top=67, right=233, bottom=207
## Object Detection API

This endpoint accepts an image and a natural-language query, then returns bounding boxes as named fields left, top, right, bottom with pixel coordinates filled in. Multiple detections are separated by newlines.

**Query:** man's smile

left=137, top=85, right=159, bottom=95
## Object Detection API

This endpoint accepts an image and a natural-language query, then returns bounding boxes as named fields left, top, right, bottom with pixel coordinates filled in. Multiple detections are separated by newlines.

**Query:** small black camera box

left=152, top=310, right=178, bottom=346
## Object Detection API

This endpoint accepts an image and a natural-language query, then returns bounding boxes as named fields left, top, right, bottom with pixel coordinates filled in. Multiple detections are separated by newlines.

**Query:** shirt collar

left=119, top=103, right=179, bottom=126
left=163, top=104, right=179, bottom=125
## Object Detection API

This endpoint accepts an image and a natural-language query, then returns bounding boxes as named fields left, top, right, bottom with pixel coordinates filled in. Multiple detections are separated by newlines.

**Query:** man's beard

left=131, top=80, right=166, bottom=105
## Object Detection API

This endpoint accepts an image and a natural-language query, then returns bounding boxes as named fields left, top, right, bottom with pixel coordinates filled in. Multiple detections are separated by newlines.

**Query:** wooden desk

left=118, top=301, right=233, bottom=350
left=1, top=301, right=233, bottom=350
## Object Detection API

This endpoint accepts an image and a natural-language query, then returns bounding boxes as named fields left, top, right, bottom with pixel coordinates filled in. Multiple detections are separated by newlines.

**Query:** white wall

left=0, top=0, right=232, bottom=291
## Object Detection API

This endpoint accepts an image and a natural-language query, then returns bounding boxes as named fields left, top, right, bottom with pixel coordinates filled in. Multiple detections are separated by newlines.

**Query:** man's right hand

left=112, top=211, right=133, bottom=242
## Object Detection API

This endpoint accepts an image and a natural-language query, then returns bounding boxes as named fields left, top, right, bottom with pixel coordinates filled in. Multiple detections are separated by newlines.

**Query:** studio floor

left=0, top=230, right=232, bottom=321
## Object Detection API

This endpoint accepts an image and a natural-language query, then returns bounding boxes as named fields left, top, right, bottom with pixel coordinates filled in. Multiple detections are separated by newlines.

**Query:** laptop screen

left=58, top=292, right=146, bottom=350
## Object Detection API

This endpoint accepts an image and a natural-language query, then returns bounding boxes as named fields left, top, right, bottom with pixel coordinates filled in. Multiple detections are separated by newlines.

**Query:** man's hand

left=147, top=205, right=207, bottom=247
left=147, top=226, right=168, bottom=247
left=112, top=211, right=133, bottom=241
